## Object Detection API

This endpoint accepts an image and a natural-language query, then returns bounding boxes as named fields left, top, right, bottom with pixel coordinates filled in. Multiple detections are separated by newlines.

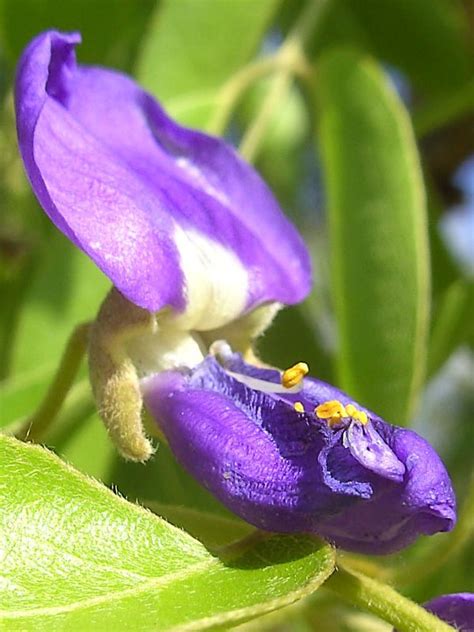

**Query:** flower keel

left=142, top=348, right=456, bottom=554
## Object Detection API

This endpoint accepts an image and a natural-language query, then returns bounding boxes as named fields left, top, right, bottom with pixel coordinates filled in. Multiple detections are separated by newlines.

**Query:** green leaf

left=0, top=364, right=54, bottom=430
left=313, top=0, right=472, bottom=98
left=428, top=279, right=474, bottom=377
left=10, top=226, right=108, bottom=375
left=136, top=0, right=280, bottom=127
left=316, top=49, right=430, bottom=424
left=258, top=301, right=334, bottom=385
left=0, top=435, right=335, bottom=631
left=0, top=0, right=155, bottom=72
left=426, top=185, right=462, bottom=301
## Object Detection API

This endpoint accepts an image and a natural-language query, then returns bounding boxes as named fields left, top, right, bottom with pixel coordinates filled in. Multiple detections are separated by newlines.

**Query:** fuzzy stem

left=324, top=564, right=455, bottom=632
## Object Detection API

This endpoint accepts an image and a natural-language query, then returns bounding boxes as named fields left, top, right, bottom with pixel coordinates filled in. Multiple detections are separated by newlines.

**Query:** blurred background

left=0, top=1, right=473, bottom=629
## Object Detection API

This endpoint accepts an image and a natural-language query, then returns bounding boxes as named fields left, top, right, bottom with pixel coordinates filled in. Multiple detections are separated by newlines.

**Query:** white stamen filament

left=226, top=370, right=302, bottom=395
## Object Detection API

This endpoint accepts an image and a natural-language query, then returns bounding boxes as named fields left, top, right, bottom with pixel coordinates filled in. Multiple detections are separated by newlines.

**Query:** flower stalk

left=324, top=564, right=456, bottom=632
left=239, top=0, right=325, bottom=162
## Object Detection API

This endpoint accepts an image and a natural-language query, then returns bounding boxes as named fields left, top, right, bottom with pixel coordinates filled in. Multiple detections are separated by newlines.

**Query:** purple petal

left=346, top=422, right=405, bottom=482
left=142, top=355, right=456, bottom=553
left=317, top=430, right=374, bottom=498
left=316, top=422, right=456, bottom=553
left=15, top=30, right=311, bottom=313
left=142, top=360, right=361, bottom=533
left=424, top=594, right=474, bottom=632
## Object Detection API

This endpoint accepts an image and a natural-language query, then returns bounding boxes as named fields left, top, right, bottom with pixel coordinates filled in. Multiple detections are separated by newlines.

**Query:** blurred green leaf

left=427, top=185, right=462, bottom=301
left=258, top=301, right=334, bottom=385
left=239, top=78, right=310, bottom=208
left=316, top=49, right=430, bottom=424
left=0, top=245, right=31, bottom=378
left=414, top=78, right=474, bottom=138
left=1, top=435, right=335, bottom=631
left=0, top=0, right=155, bottom=72
left=136, top=0, right=280, bottom=127
left=0, top=364, right=54, bottom=429
left=428, top=279, right=474, bottom=377
left=313, top=0, right=472, bottom=98
left=11, top=227, right=108, bottom=375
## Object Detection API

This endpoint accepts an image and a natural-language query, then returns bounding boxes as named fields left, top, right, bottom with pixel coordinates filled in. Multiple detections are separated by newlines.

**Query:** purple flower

left=395, top=594, right=474, bottom=631
left=143, top=344, right=456, bottom=554
left=15, top=31, right=456, bottom=554
left=424, top=594, right=474, bottom=631
left=15, top=30, right=311, bottom=322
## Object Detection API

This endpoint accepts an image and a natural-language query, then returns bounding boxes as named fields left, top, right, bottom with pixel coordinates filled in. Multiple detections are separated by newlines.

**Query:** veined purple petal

left=346, top=422, right=405, bottom=482
left=424, top=594, right=474, bottom=632
left=143, top=362, right=360, bottom=533
left=142, top=354, right=456, bottom=553
left=15, top=30, right=311, bottom=315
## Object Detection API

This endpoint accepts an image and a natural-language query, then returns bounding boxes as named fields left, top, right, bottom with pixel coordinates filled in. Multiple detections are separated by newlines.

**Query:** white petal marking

left=168, top=226, right=249, bottom=331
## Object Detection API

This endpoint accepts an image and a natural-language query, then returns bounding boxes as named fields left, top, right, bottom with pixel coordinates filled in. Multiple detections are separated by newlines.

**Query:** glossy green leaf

left=0, top=435, right=335, bottom=631
left=316, top=49, right=430, bottom=424
left=136, top=0, right=280, bottom=127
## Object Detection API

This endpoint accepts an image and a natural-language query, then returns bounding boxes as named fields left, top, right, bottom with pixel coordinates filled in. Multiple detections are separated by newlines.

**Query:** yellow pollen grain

left=294, top=401, right=305, bottom=413
left=355, top=410, right=368, bottom=425
left=315, top=400, right=348, bottom=420
left=346, top=403, right=369, bottom=425
left=345, top=403, right=357, bottom=417
left=281, top=362, right=309, bottom=388
left=315, top=400, right=349, bottom=428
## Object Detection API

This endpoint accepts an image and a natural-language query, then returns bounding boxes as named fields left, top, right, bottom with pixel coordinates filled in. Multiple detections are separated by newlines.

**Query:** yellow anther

left=355, top=410, right=368, bottom=425
left=345, top=403, right=357, bottom=417
left=281, top=362, right=309, bottom=389
left=315, top=400, right=348, bottom=421
left=294, top=401, right=305, bottom=413
left=346, top=403, right=369, bottom=425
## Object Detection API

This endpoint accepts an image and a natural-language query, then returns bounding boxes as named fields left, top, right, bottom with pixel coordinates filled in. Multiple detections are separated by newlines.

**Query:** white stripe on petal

left=168, top=226, right=249, bottom=331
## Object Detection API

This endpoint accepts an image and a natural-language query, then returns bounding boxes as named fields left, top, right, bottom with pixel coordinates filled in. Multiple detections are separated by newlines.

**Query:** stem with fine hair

left=324, top=564, right=455, bottom=632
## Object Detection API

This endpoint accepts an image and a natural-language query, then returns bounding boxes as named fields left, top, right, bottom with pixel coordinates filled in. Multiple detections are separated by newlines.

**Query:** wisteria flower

left=15, top=30, right=310, bottom=317
left=15, top=30, right=456, bottom=554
